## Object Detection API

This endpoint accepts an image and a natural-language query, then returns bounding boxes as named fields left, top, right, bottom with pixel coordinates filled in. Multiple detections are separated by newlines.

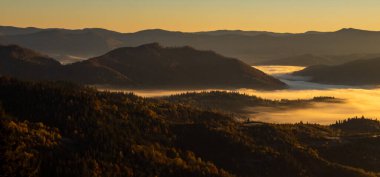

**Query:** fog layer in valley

left=105, top=66, right=380, bottom=124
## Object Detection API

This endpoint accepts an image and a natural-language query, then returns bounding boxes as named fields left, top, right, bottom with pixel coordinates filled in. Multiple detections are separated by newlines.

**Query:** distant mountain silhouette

left=0, top=26, right=43, bottom=35
left=194, top=30, right=293, bottom=37
left=0, top=44, right=286, bottom=89
left=2, top=26, right=380, bottom=65
left=294, top=57, right=380, bottom=85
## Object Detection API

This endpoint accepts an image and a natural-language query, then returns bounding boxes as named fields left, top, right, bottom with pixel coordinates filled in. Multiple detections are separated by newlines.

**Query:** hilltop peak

left=336, top=28, right=370, bottom=33
left=0, top=45, right=60, bottom=65
left=0, top=44, right=42, bottom=58
left=137, top=42, right=162, bottom=49
left=78, top=44, right=286, bottom=89
left=133, top=29, right=183, bottom=36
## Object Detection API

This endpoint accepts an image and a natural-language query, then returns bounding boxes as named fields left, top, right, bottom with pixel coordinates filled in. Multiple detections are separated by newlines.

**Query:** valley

left=2, top=26, right=380, bottom=177
left=3, top=1, right=380, bottom=176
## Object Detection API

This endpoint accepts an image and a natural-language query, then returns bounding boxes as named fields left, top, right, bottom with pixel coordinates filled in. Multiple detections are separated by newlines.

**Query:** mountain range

left=0, top=44, right=286, bottom=90
left=2, top=26, right=380, bottom=65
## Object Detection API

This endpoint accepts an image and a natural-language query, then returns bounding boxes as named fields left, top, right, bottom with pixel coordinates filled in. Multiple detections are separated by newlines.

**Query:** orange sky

left=1, top=0, right=380, bottom=33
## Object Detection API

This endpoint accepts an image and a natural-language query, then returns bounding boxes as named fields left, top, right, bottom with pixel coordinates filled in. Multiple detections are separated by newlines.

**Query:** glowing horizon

left=2, top=0, right=380, bottom=33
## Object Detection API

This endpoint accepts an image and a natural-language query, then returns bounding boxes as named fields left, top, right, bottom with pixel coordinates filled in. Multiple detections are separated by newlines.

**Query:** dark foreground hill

left=0, top=78, right=379, bottom=177
left=0, top=44, right=286, bottom=90
left=0, top=45, right=61, bottom=80
left=66, top=43, right=286, bottom=89
left=294, top=57, right=380, bottom=85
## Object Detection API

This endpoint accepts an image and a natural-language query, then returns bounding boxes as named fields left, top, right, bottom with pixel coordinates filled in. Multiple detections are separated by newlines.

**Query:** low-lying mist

left=103, top=66, right=380, bottom=125
left=243, top=88, right=380, bottom=124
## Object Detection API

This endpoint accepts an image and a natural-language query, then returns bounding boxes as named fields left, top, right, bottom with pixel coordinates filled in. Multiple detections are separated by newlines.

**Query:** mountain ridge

left=255, top=53, right=380, bottom=66
left=68, top=43, right=286, bottom=89
left=293, top=57, right=380, bottom=85
left=0, top=44, right=286, bottom=90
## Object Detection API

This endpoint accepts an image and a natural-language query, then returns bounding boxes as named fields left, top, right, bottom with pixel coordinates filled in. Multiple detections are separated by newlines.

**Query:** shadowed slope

left=0, top=45, right=61, bottom=80
left=0, top=44, right=286, bottom=89
left=294, top=57, right=380, bottom=85
left=68, top=43, right=286, bottom=89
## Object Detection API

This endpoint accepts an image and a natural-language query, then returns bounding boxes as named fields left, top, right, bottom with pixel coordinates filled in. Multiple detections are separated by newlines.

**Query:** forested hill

left=1, top=77, right=379, bottom=177
left=65, top=43, right=286, bottom=89
left=0, top=44, right=286, bottom=90
left=254, top=54, right=370, bottom=67
left=0, top=45, right=61, bottom=80
left=294, top=57, right=380, bottom=85
left=161, top=91, right=341, bottom=117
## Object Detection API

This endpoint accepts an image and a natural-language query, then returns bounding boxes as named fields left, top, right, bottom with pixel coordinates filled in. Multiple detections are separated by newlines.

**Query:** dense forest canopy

left=1, top=77, right=379, bottom=177
left=160, top=91, right=341, bottom=118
